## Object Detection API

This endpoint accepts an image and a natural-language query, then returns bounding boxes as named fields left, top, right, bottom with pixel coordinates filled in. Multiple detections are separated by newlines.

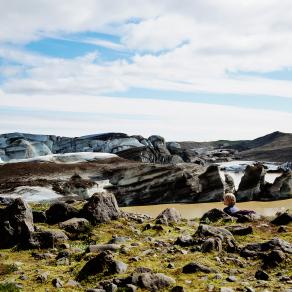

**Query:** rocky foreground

left=0, top=194, right=291, bottom=292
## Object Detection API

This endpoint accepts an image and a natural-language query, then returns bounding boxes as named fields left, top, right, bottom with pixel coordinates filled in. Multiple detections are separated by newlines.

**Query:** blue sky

left=0, top=0, right=292, bottom=140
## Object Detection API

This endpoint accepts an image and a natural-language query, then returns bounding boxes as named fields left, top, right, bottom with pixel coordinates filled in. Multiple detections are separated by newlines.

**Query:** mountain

left=179, top=131, right=292, bottom=162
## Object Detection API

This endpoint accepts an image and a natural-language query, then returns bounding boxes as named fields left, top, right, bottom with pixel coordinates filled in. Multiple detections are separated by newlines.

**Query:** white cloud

left=0, top=0, right=292, bottom=129
left=0, top=93, right=292, bottom=140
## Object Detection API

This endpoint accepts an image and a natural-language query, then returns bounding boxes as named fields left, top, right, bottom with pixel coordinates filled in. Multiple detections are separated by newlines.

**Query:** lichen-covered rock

left=156, top=208, right=181, bottom=225
left=81, top=193, right=120, bottom=224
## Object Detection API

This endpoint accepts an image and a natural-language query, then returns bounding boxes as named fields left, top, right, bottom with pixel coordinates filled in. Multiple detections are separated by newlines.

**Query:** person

left=223, top=192, right=256, bottom=219
left=223, top=193, right=239, bottom=215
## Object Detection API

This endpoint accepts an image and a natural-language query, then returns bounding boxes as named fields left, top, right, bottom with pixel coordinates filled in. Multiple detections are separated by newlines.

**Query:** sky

left=0, top=0, right=292, bottom=141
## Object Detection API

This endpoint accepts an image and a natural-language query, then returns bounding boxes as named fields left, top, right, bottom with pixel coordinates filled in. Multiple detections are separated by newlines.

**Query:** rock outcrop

left=236, top=163, right=266, bottom=201
left=108, top=163, right=226, bottom=206
left=263, top=171, right=292, bottom=200
left=197, top=165, right=225, bottom=202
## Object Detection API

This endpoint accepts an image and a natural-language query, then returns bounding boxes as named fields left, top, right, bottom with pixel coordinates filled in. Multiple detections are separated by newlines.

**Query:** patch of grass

left=0, top=283, right=20, bottom=292
left=0, top=264, right=18, bottom=276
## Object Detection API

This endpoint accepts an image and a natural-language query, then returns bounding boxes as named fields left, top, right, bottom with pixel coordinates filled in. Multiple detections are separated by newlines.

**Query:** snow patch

left=0, top=186, right=64, bottom=203
left=4, top=152, right=117, bottom=164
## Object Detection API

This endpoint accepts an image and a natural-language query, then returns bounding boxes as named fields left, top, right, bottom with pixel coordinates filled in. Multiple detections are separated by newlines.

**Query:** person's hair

left=223, top=193, right=236, bottom=206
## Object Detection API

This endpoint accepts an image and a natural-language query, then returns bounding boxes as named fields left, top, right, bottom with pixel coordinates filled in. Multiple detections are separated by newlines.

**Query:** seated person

left=223, top=192, right=256, bottom=220
left=223, top=193, right=239, bottom=215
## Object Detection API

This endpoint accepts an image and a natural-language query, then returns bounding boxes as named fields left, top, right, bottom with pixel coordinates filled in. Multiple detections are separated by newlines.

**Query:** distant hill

left=179, top=131, right=292, bottom=162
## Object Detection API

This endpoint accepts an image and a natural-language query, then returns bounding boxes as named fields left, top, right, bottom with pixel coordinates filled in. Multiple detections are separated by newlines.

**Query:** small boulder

left=182, top=262, right=216, bottom=274
left=77, top=251, right=127, bottom=281
left=52, top=278, right=63, bottom=288
left=195, top=224, right=234, bottom=241
left=81, top=193, right=120, bottom=224
left=156, top=208, right=181, bottom=225
left=201, top=238, right=222, bottom=253
left=271, top=211, right=292, bottom=226
left=32, top=210, right=47, bottom=223
left=200, top=208, right=233, bottom=223
left=225, top=225, right=253, bottom=236
left=131, top=272, right=175, bottom=291
left=262, top=249, right=286, bottom=268
left=174, top=235, right=194, bottom=247
left=29, top=230, right=68, bottom=249
left=240, top=237, right=292, bottom=259
left=59, top=218, right=90, bottom=233
left=87, top=244, right=121, bottom=253
left=255, top=270, right=269, bottom=280
left=46, top=202, right=79, bottom=225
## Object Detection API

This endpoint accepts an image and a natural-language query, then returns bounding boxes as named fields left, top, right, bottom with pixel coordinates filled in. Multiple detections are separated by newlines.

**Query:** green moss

left=0, top=283, right=20, bottom=292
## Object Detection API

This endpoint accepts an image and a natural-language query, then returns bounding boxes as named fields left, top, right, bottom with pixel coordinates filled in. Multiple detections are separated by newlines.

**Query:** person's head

left=223, top=193, right=236, bottom=206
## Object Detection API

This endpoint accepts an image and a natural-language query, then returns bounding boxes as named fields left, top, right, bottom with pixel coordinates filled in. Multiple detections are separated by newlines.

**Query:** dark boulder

left=240, top=238, right=292, bottom=259
left=200, top=208, right=233, bottom=223
left=225, top=225, right=253, bottom=236
left=262, top=249, right=286, bottom=268
left=46, top=202, right=79, bottom=225
left=271, top=211, right=292, bottom=225
left=237, top=164, right=266, bottom=201
left=76, top=251, right=127, bottom=281
left=81, top=193, right=120, bottom=224
left=182, top=262, right=216, bottom=274
left=174, top=235, right=195, bottom=247
left=0, top=198, right=34, bottom=248
left=32, top=210, right=47, bottom=223
left=255, top=270, right=269, bottom=280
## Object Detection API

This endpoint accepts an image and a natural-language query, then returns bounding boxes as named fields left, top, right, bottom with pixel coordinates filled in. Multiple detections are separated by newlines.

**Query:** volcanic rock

left=0, top=198, right=34, bottom=248
left=156, top=208, right=181, bottom=225
left=200, top=208, right=233, bottom=223
left=46, top=202, right=79, bottom=225
left=236, top=163, right=266, bottom=201
left=271, top=211, right=292, bottom=225
left=81, top=193, right=120, bottom=224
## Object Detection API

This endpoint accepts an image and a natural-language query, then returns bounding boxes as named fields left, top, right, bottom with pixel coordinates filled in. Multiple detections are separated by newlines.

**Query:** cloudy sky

left=0, top=0, right=292, bottom=141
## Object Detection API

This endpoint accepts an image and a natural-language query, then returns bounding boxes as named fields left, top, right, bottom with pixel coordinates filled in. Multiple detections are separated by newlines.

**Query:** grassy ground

left=0, top=204, right=291, bottom=292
